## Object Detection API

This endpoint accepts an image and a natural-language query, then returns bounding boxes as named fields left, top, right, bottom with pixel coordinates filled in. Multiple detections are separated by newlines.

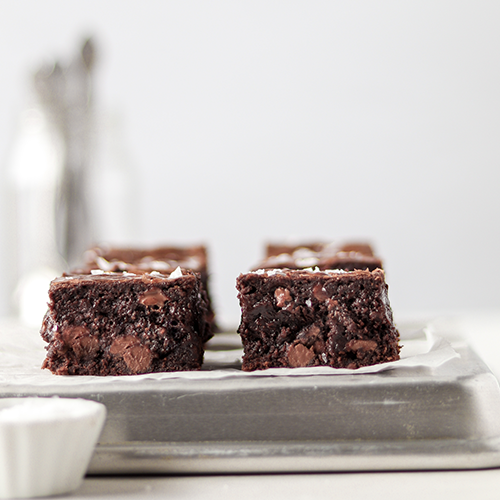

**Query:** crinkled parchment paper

left=0, top=321, right=459, bottom=386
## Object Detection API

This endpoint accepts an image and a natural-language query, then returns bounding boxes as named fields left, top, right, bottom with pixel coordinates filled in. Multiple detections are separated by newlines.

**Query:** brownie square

left=256, top=241, right=383, bottom=272
left=236, top=268, right=400, bottom=371
left=41, top=269, right=207, bottom=375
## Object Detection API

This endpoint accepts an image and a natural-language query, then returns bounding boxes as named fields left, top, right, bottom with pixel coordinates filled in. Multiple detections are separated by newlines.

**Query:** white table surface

left=74, top=468, right=500, bottom=500
left=11, top=311, right=500, bottom=499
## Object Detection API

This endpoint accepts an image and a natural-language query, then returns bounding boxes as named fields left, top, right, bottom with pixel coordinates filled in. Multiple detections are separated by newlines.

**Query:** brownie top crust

left=265, top=241, right=375, bottom=258
left=255, top=241, right=382, bottom=272
left=81, top=245, right=207, bottom=275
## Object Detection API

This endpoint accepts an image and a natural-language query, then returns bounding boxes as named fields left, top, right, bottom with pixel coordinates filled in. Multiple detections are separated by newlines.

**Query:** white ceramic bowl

left=0, top=397, right=106, bottom=498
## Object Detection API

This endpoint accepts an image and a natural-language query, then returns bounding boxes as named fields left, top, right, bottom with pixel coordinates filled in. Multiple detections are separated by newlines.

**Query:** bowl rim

left=0, top=396, right=106, bottom=424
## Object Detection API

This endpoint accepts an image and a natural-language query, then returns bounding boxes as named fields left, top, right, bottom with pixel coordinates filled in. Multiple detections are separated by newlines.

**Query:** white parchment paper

left=0, top=321, right=460, bottom=386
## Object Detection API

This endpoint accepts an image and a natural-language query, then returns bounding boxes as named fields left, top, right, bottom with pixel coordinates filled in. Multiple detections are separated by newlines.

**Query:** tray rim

left=89, top=436, right=500, bottom=474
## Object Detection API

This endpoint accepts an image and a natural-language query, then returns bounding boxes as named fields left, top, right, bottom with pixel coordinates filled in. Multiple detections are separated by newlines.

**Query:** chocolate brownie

left=257, top=241, right=382, bottom=272
left=41, top=269, right=208, bottom=375
left=79, top=244, right=216, bottom=337
left=236, top=268, right=400, bottom=371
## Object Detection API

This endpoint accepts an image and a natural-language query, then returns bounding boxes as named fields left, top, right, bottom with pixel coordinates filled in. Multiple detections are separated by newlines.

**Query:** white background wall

left=0, top=1, right=499, bottom=326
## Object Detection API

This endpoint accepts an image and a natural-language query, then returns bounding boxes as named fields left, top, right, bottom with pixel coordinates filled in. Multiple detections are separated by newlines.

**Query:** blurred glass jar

left=2, top=39, right=137, bottom=326
left=6, top=105, right=67, bottom=326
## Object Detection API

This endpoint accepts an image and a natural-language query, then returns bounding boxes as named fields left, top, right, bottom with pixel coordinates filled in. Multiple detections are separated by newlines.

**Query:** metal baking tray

left=1, top=322, right=500, bottom=473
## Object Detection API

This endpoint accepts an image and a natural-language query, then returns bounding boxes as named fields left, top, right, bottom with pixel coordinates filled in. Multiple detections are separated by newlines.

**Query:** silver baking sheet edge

left=89, top=438, right=500, bottom=474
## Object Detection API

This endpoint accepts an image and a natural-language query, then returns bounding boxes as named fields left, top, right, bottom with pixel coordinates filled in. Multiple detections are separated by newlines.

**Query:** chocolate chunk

left=312, top=283, right=329, bottom=302
left=345, top=339, right=378, bottom=353
left=72, top=336, right=99, bottom=358
left=297, top=323, right=321, bottom=347
left=274, top=288, right=292, bottom=308
left=56, top=326, right=99, bottom=360
left=60, top=325, right=89, bottom=344
left=123, top=345, right=153, bottom=374
left=109, top=336, right=153, bottom=373
left=296, top=324, right=327, bottom=355
left=287, top=343, right=315, bottom=367
left=110, top=335, right=139, bottom=355
left=139, top=287, right=168, bottom=307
